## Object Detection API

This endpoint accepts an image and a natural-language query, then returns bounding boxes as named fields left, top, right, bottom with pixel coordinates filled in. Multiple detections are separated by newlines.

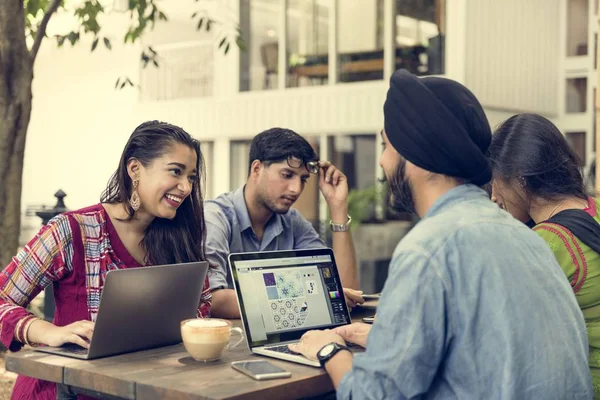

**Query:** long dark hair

left=101, top=121, right=207, bottom=265
left=487, top=113, right=587, bottom=201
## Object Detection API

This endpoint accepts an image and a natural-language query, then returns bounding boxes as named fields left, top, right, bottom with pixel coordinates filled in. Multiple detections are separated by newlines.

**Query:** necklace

left=547, top=200, right=566, bottom=220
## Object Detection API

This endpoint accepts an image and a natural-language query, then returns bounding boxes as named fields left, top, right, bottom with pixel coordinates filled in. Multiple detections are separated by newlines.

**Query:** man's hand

left=333, top=322, right=372, bottom=348
left=343, top=288, right=364, bottom=309
left=318, top=161, right=349, bottom=212
left=288, top=329, right=346, bottom=361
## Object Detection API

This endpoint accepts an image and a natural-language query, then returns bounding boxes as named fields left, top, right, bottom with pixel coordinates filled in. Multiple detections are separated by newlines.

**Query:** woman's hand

left=36, top=320, right=95, bottom=348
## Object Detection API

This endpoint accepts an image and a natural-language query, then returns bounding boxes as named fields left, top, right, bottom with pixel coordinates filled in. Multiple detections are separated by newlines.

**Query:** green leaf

left=225, top=43, right=230, bottom=54
left=158, top=11, right=167, bottom=21
left=218, top=37, right=226, bottom=49
left=191, top=12, right=197, bottom=19
left=197, top=17, right=204, bottom=30
left=148, top=46, right=156, bottom=55
left=115, top=78, right=121, bottom=89
left=91, top=37, right=99, bottom=51
left=235, top=36, right=247, bottom=52
left=206, top=19, right=213, bottom=31
left=152, top=59, right=159, bottom=67
left=67, top=31, right=79, bottom=45
left=56, top=35, right=65, bottom=47
left=103, top=37, right=111, bottom=50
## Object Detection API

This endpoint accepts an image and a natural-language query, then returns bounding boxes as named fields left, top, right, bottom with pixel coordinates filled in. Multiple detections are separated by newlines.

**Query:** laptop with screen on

left=35, top=261, right=209, bottom=360
left=229, top=248, right=357, bottom=367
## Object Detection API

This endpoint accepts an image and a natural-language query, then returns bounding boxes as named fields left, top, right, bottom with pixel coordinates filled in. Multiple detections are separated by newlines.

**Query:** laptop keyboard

left=266, top=341, right=359, bottom=356
left=59, top=344, right=89, bottom=355
left=265, top=344, right=302, bottom=356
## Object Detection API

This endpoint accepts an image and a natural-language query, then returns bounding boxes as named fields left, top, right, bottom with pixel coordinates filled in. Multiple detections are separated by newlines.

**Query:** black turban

left=383, top=69, right=492, bottom=186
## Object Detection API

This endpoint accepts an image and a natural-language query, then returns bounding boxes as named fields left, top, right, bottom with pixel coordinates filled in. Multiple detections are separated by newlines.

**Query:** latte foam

left=184, top=319, right=228, bottom=328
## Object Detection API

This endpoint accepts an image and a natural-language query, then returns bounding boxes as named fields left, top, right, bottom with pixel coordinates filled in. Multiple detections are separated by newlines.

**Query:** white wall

left=464, top=0, right=561, bottom=116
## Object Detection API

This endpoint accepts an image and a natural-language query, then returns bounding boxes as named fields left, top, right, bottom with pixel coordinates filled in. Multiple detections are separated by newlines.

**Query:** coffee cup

left=180, top=318, right=244, bottom=361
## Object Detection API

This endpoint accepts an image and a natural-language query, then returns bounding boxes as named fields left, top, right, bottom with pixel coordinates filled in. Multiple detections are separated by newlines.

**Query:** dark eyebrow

left=167, top=162, right=186, bottom=169
left=282, top=167, right=309, bottom=180
left=167, top=162, right=197, bottom=174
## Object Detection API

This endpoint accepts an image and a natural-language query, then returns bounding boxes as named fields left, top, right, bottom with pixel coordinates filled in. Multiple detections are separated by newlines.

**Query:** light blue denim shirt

left=205, top=186, right=325, bottom=289
left=337, top=184, right=592, bottom=400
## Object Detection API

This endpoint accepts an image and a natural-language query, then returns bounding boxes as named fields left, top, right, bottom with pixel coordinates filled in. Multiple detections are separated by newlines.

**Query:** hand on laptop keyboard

left=266, top=344, right=302, bottom=356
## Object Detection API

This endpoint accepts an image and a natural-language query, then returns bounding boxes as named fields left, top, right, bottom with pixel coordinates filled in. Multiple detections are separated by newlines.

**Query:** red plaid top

left=0, top=204, right=211, bottom=400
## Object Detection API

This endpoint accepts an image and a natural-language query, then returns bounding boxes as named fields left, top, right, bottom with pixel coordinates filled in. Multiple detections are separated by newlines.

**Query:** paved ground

left=0, top=353, right=16, bottom=399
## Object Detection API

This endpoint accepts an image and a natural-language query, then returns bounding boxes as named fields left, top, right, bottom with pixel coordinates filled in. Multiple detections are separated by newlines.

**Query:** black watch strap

left=317, top=342, right=350, bottom=367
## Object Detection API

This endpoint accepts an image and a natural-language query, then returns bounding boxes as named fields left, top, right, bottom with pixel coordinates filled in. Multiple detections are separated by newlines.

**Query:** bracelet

left=330, top=215, right=352, bottom=232
left=23, top=317, right=40, bottom=346
left=14, top=318, right=25, bottom=343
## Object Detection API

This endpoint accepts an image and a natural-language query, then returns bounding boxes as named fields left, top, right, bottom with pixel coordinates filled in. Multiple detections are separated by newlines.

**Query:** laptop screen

left=229, top=249, right=351, bottom=347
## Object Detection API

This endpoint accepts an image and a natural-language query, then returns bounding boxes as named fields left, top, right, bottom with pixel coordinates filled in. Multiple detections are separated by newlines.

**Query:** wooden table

left=5, top=308, right=376, bottom=399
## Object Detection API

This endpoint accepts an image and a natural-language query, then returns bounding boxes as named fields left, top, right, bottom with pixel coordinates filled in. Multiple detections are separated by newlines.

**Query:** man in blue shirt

left=289, top=70, right=593, bottom=399
left=206, top=128, right=362, bottom=318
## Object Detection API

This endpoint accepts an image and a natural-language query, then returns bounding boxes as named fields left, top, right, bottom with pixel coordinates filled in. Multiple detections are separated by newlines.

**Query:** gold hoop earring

left=130, top=180, right=140, bottom=211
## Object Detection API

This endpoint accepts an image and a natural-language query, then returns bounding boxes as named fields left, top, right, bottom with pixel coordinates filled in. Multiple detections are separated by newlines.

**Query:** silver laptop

left=35, top=261, right=209, bottom=359
left=229, top=248, right=357, bottom=367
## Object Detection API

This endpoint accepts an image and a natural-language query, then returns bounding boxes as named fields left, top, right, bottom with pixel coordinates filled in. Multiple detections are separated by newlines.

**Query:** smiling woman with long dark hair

left=488, top=113, right=600, bottom=398
left=0, top=121, right=212, bottom=400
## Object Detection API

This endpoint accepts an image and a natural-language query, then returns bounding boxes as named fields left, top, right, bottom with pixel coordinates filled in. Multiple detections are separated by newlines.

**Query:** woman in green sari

left=488, top=113, right=600, bottom=397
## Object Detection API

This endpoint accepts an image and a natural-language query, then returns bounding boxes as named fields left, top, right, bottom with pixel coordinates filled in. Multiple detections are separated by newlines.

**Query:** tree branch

left=30, top=0, right=62, bottom=62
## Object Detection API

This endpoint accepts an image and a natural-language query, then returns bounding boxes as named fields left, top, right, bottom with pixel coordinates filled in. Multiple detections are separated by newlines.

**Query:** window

left=566, top=77, right=588, bottom=113
left=201, top=141, right=214, bottom=199
left=230, top=140, right=252, bottom=190
left=566, top=131, right=587, bottom=165
left=329, top=135, right=377, bottom=221
left=392, top=0, right=445, bottom=76
left=567, top=0, right=589, bottom=57
left=337, top=0, right=384, bottom=82
left=286, top=0, right=330, bottom=87
left=240, top=0, right=280, bottom=91
left=140, top=41, right=213, bottom=101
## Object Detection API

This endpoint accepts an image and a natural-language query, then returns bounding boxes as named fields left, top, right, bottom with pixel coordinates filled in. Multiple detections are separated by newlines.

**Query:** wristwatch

left=317, top=342, right=351, bottom=367
left=330, top=215, right=352, bottom=232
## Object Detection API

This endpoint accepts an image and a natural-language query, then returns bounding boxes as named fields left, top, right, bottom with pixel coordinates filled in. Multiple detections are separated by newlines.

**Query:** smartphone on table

left=231, top=360, right=292, bottom=380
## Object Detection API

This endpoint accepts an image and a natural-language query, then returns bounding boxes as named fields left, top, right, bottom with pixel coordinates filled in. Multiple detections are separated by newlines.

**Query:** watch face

left=319, top=343, right=336, bottom=357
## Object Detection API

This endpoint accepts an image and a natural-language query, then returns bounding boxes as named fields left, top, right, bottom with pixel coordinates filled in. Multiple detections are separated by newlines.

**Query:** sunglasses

left=285, top=156, right=320, bottom=174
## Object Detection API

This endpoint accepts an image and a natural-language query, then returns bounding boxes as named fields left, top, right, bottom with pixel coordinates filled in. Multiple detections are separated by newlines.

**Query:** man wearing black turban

left=290, top=70, right=592, bottom=400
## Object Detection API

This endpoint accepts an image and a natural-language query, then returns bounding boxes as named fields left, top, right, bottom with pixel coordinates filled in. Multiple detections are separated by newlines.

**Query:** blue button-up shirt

left=205, top=186, right=326, bottom=290
left=337, top=184, right=592, bottom=400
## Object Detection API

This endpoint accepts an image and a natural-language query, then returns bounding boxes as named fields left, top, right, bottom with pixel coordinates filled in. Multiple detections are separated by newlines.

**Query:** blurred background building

left=19, top=0, right=598, bottom=291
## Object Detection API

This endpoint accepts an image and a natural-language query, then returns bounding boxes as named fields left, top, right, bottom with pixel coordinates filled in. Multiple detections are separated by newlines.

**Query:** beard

left=263, top=198, right=291, bottom=215
left=388, top=159, right=416, bottom=214
left=256, top=189, right=292, bottom=215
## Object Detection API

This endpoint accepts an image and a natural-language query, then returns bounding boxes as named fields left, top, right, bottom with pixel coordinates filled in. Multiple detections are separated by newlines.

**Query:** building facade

left=20, top=0, right=571, bottom=287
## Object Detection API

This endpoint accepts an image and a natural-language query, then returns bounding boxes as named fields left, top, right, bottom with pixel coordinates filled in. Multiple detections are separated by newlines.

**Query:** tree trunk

left=0, top=2, right=34, bottom=267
